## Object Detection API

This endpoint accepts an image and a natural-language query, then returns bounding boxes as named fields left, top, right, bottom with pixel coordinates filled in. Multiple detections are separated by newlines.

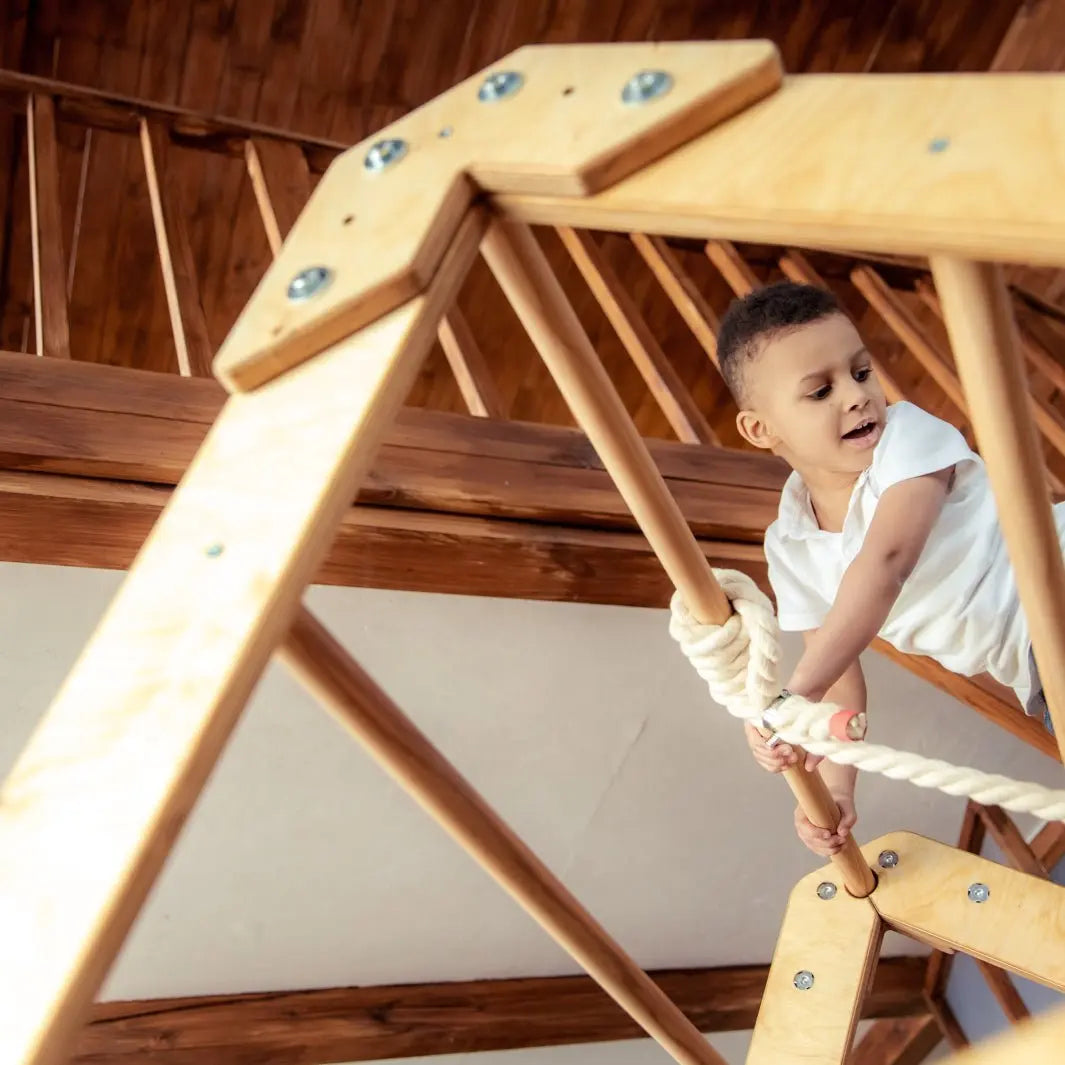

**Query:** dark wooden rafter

left=848, top=1015, right=942, bottom=1065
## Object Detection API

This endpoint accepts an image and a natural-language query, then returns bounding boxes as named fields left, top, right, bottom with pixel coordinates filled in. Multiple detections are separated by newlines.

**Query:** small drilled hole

left=342, top=214, right=355, bottom=225
left=271, top=324, right=283, bottom=337
left=562, top=86, right=574, bottom=96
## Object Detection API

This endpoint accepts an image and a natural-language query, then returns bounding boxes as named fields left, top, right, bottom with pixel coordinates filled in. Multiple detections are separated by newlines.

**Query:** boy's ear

left=736, top=408, right=777, bottom=451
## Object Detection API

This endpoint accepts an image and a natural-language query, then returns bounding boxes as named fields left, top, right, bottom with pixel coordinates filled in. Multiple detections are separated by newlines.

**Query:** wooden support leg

left=930, top=259, right=1065, bottom=751
left=481, top=217, right=876, bottom=899
left=746, top=863, right=883, bottom=1064
left=281, top=608, right=729, bottom=1065
left=0, top=209, right=486, bottom=1065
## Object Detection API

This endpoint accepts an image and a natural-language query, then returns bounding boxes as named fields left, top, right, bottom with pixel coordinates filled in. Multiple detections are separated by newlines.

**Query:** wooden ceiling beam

left=848, top=1015, right=942, bottom=1065
left=74, top=957, right=928, bottom=1065
left=26, top=93, right=70, bottom=359
left=437, top=307, right=507, bottom=419
left=558, top=227, right=719, bottom=445
left=1030, top=820, right=1065, bottom=870
left=704, top=239, right=759, bottom=297
left=0, top=69, right=345, bottom=173
left=244, top=138, right=314, bottom=256
left=975, top=805, right=1050, bottom=878
left=974, top=960, right=1031, bottom=1025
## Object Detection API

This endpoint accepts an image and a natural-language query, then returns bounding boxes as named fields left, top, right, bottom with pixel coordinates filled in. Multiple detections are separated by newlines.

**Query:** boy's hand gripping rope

left=668, top=570, right=1065, bottom=822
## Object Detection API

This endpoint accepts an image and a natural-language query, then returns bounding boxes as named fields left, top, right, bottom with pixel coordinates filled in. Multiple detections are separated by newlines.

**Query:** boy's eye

left=809, top=384, right=831, bottom=400
left=854, top=366, right=873, bottom=382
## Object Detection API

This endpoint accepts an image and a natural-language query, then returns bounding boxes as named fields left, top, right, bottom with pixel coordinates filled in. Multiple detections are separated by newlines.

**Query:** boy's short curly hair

left=717, top=282, right=841, bottom=404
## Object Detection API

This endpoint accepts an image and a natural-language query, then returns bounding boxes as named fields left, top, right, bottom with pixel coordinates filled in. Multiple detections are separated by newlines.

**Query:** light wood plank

left=498, top=75, right=1065, bottom=266
left=630, top=232, right=721, bottom=367
left=282, top=608, right=730, bottom=1065
left=777, top=250, right=905, bottom=404
left=747, top=863, right=883, bottom=1064
left=931, top=259, right=1065, bottom=751
left=848, top=1016, right=942, bottom=1065
left=974, top=961, right=1031, bottom=1025
left=0, top=210, right=486, bottom=1065
left=938, top=1005, right=1065, bottom=1065
left=139, top=120, right=213, bottom=378
left=213, top=42, right=782, bottom=389
left=558, top=227, right=718, bottom=444
left=868, top=831, right=1065, bottom=990
left=244, top=137, right=313, bottom=256
left=483, top=217, right=876, bottom=898
left=704, top=239, right=758, bottom=296
left=437, top=308, right=507, bottom=419
left=74, top=941, right=928, bottom=1065
left=26, top=94, right=71, bottom=359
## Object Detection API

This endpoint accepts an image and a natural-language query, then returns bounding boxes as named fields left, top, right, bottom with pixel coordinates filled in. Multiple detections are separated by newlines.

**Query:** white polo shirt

left=764, top=401, right=1065, bottom=705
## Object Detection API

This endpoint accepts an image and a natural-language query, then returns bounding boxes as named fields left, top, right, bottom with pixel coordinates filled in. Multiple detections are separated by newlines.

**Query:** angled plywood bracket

left=214, top=41, right=782, bottom=390
left=747, top=863, right=883, bottom=1064
left=869, top=831, right=1065, bottom=991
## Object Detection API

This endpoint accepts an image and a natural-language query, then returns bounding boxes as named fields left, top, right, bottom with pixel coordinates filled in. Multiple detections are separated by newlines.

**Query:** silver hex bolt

left=622, top=69, right=673, bottom=105
left=878, top=850, right=900, bottom=869
left=286, top=266, right=333, bottom=303
left=793, top=970, right=815, bottom=990
left=478, top=70, right=523, bottom=102
left=363, top=138, right=408, bottom=172
left=816, top=882, right=837, bottom=901
left=968, top=882, right=990, bottom=903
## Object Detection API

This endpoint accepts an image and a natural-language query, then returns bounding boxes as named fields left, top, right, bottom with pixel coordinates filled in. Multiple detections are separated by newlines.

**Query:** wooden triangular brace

left=868, top=830, right=1065, bottom=991
left=213, top=41, right=781, bottom=390
left=747, top=862, right=883, bottom=1063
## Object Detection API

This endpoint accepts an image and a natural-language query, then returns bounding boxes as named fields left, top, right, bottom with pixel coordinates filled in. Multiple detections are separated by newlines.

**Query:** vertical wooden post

left=26, top=94, right=71, bottom=359
left=140, top=119, right=213, bottom=377
left=281, top=609, right=730, bottom=1065
left=930, top=258, right=1065, bottom=750
left=483, top=218, right=875, bottom=898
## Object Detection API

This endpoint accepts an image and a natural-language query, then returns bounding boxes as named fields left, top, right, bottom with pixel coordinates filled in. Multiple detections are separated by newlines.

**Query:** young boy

left=718, top=282, right=1055, bottom=859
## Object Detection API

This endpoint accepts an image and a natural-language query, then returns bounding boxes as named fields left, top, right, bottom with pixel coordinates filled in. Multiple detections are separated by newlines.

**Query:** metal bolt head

left=363, top=138, right=408, bottom=172
left=968, top=882, right=990, bottom=903
left=878, top=850, right=900, bottom=869
left=286, top=266, right=333, bottom=303
left=793, top=970, right=815, bottom=990
left=205, top=543, right=225, bottom=558
left=816, top=881, right=837, bottom=901
left=478, top=70, right=524, bottom=102
left=622, top=69, right=673, bottom=105
left=929, top=136, right=950, bottom=153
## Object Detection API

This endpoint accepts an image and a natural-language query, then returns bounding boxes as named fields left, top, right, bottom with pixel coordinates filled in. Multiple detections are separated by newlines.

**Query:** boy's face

left=736, top=313, right=887, bottom=476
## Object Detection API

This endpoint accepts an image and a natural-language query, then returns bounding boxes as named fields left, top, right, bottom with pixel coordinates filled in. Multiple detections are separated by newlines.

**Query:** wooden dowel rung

left=280, top=608, right=730, bottom=1065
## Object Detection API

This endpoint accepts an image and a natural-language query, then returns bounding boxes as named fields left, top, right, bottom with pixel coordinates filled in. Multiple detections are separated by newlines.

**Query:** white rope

left=669, top=570, right=1065, bottom=823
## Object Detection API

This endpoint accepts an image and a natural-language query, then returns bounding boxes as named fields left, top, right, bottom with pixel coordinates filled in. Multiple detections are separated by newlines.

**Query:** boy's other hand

left=794, top=795, right=858, bottom=857
left=744, top=721, right=800, bottom=772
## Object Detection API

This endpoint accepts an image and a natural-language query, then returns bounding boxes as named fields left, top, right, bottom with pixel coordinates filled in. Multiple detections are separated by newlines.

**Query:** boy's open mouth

left=841, top=418, right=881, bottom=446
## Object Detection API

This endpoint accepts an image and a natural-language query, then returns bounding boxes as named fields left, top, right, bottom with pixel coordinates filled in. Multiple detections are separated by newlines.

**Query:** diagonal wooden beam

left=26, top=93, right=71, bottom=359
left=244, top=138, right=312, bottom=256
left=1030, top=820, right=1065, bottom=870
left=704, top=239, right=758, bottom=296
left=848, top=1015, right=942, bottom=1065
left=437, top=307, right=507, bottom=419
left=777, top=249, right=906, bottom=404
left=140, top=120, right=213, bottom=378
left=974, top=961, right=1030, bottom=1025
left=976, top=805, right=1050, bottom=879
left=630, top=233, right=721, bottom=368
left=74, top=957, right=929, bottom=1065
left=926, top=995, right=969, bottom=1052
left=559, top=227, right=718, bottom=444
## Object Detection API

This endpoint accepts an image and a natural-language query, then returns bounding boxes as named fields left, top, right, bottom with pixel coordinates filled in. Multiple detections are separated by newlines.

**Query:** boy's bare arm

left=786, top=468, right=952, bottom=702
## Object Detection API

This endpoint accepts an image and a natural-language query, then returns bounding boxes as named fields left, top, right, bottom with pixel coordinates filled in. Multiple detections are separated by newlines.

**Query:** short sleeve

left=872, top=402, right=975, bottom=495
left=764, top=522, right=829, bottom=632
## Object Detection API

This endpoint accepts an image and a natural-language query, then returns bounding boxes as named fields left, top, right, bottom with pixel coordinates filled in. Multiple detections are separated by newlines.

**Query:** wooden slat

left=631, top=232, right=720, bottom=367
left=26, top=94, right=71, bottom=359
left=244, top=137, right=313, bottom=255
left=558, top=227, right=718, bottom=444
left=437, top=308, right=507, bottom=419
left=871, top=639, right=1060, bottom=763
left=283, top=609, right=730, bottom=1065
left=139, top=120, right=213, bottom=377
left=0, top=210, right=486, bottom=1065
left=1030, top=821, right=1065, bottom=871
left=848, top=1016, right=942, bottom=1065
left=497, top=75, right=1065, bottom=266
left=704, top=239, right=758, bottom=296
left=75, top=957, right=929, bottom=1065
left=927, top=995, right=969, bottom=1052
left=932, top=259, right=1065, bottom=752
left=747, top=862, right=883, bottom=1063
left=974, top=961, right=1031, bottom=1025
left=777, top=250, right=905, bottom=405
left=976, top=806, right=1050, bottom=879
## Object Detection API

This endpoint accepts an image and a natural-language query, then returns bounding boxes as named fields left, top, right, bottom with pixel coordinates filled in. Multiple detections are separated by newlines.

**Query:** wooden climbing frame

left=1, top=40, right=1064, bottom=1065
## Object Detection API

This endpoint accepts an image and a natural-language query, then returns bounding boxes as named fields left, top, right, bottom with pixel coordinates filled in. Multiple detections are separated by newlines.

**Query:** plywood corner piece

left=747, top=862, right=882, bottom=1064
left=867, top=831, right=1065, bottom=992
left=213, top=40, right=782, bottom=391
